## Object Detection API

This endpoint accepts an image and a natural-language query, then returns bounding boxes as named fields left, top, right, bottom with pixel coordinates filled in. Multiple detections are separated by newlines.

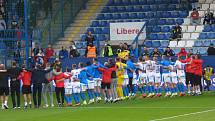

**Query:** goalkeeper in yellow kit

left=115, top=57, right=127, bottom=100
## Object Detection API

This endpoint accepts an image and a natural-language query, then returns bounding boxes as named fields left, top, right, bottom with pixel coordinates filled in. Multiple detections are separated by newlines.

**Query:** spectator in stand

left=11, top=16, right=18, bottom=29
left=85, top=31, right=95, bottom=46
left=45, top=44, right=54, bottom=60
left=190, top=8, right=201, bottom=25
left=170, top=24, right=182, bottom=44
left=142, top=47, right=150, bottom=57
left=207, top=44, right=215, bottom=55
left=151, top=48, right=162, bottom=57
left=85, top=43, right=96, bottom=58
left=32, top=43, right=40, bottom=57
left=163, top=47, right=175, bottom=57
left=102, top=42, right=113, bottom=57
left=0, top=1, right=6, bottom=19
left=18, top=17, right=24, bottom=28
left=69, top=43, right=79, bottom=58
left=0, top=15, right=6, bottom=30
left=177, top=48, right=187, bottom=58
left=59, top=46, right=69, bottom=60
left=203, top=8, right=214, bottom=25
left=188, top=48, right=193, bottom=55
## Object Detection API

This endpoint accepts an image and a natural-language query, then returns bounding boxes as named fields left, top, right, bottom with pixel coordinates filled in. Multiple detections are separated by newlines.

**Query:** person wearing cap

left=176, top=48, right=187, bottom=58
left=0, top=64, right=9, bottom=109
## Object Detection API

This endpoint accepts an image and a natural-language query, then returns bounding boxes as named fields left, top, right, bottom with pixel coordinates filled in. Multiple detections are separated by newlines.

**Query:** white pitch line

left=55, top=106, right=215, bottom=109
left=149, top=109, right=215, bottom=121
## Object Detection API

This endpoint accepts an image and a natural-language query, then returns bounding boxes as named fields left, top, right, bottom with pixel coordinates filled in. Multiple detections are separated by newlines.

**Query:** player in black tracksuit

left=7, top=62, right=22, bottom=109
left=0, top=64, right=10, bottom=109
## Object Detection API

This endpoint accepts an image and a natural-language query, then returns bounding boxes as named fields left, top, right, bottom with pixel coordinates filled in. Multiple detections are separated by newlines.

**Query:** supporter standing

left=7, top=62, right=22, bottom=109
left=163, top=47, right=175, bottom=57
left=190, top=8, right=201, bottom=25
left=0, top=64, right=9, bottom=109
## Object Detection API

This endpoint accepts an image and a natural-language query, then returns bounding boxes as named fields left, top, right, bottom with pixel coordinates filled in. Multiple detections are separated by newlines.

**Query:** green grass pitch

left=1, top=92, right=215, bottom=121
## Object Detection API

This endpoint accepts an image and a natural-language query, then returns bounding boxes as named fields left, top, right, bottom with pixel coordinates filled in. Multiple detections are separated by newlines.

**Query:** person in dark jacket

left=0, top=64, right=9, bottom=109
left=163, top=47, right=175, bottom=57
left=30, top=64, right=52, bottom=108
left=7, top=61, right=22, bottom=109
left=108, top=58, right=118, bottom=103
left=85, top=31, right=95, bottom=46
left=207, top=44, right=215, bottom=55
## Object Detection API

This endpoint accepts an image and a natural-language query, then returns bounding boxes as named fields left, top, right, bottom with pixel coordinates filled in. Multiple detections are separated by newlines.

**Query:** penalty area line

left=149, top=108, right=215, bottom=121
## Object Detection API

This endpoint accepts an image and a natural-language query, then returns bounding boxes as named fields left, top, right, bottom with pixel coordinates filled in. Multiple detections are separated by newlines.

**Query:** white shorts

left=162, top=73, right=171, bottom=83
left=80, top=83, right=88, bottom=92
left=147, top=72, right=155, bottom=83
left=132, top=78, right=138, bottom=85
left=65, top=88, right=73, bottom=95
left=123, top=78, right=129, bottom=86
left=154, top=73, right=161, bottom=83
left=87, top=80, right=95, bottom=89
left=171, top=72, right=178, bottom=84
left=72, top=82, right=81, bottom=93
left=93, top=78, right=101, bottom=87
left=139, top=73, right=147, bottom=84
left=177, top=73, right=186, bottom=83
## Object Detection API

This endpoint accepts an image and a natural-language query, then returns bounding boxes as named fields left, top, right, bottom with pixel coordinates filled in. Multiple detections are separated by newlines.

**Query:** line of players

left=0, top=54, right=203, bottom=109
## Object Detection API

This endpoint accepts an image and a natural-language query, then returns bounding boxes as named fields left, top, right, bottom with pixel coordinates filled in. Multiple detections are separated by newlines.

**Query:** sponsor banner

left=110, top=22, right=146, bottom=41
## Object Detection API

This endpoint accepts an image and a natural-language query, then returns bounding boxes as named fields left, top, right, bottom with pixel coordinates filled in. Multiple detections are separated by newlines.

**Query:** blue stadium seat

left=148, top=48, right=154, bottom=54
left=150, top=5, right=157, bottom=11
left=166, top=19, right=175, bottom=25
left=199, top=33, right=207, bottom=39
left=138, top=13, right=146, bottom=19
left=146, top=26, right=153, bottom=32
left=162, top=26, right=170, bottom=32
left=97, top=14, right=104, bottom=20
left=172, top=48, right=180, bottom=54
left=144, top=41, right=152, bottom=47
left=114, top=0, right=123, bottom=5
left=163, top=12, right=171, bottom=18
left=207, top=33, right=215, bottom=39
left=157, top=19, right=166, bottom=25
left=176, top=18, right=184, bottom=25
left=199, top=47, right=207, bottom=55
left=139, top=0, right=147, bottom=5
left=194, top=40, right=203, bottom=47
left=78, top=49, right=86, bottom=56
left=212, top=25, right=215, bottom=31
left=167, top=4, right=177, bottom=10
left=146, top=12, right=155, bottom=18
left=148, top=19, right=156, bottom=25
left=147, top=0, right=155, bottom=4
left=155, top=0, right=163, bottom=4
left=170, top=0, right=180, bottom=4
left=203, top=25, right=212, bottom=32
left=101, top=7, right=109, bottom=13
left=75, top=42, right=82, bottom=49
left=100, top=21, right=108, bottom=27
left=211, top=40, right=215, bottom=45
left=158, top=5, right=166, bottom=11
left=126, top=6, right=134, bottom=12
left=109, top=7, right=117, bottom=13
left=202, top=40, right=211, bottom=46
left=87, top=28, right=94, bottom=33
left=81, top=35, right=86, bottom=41
left=160, top=40, right=169, bottom=47
left=95, top=28, right=102, bottom=34
left=130, top=13, right=137, bottom=19
left=121, top=13, right=129, bottom=19
left=118, top=6, right=126, bottom=12
left=157, top=34, right=166, bottom=40
left=98, top=34, right=106, bottom=41
left=152, top=26, right=161, bottom=32
left=92, top=21, right=99, bottom=27
left=158, top=48, right=164, bottom=53
left=134, top=6, right=142, bottom=12
left=166, top=33, right=171, bottom=39
left=156, top=11, right=163, bottom=18
left=193, top=47, right=199, bottom=54
left=102, top=28, right=109, bottom=34
left=142, top=5, right=151, bottom=11
left=152, top=41, right=161, bottom=47
left=113, top=13, right=121, bottom=19
left=179, top=11, right=188, bottom=18
left=104, top=14, right=113, bottom=20
left=171, top=11, right=179, bottom=18
left=149, top=34, right=158, bottom=40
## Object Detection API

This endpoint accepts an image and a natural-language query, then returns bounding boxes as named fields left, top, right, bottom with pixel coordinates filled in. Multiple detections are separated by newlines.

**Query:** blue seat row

left=202, top=25, right=215, bottom=32
left=193, top=47, right=208, bottom=55
left=148, top=33, right=171, bottom=40
left=199, top=33, right=215, bottom=39
left=194, top=40, right=215, bottom=47
left=97, top=11, right=188, bottom=20
left=81, top=34, right=108, bottom=41
left=87, top=27, right=110, bottom=34
left=107, top=0, right=180, bottom=6
left=102, top=5, right=185, bottom=13
left=144, top=40, right=169, bottom=48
